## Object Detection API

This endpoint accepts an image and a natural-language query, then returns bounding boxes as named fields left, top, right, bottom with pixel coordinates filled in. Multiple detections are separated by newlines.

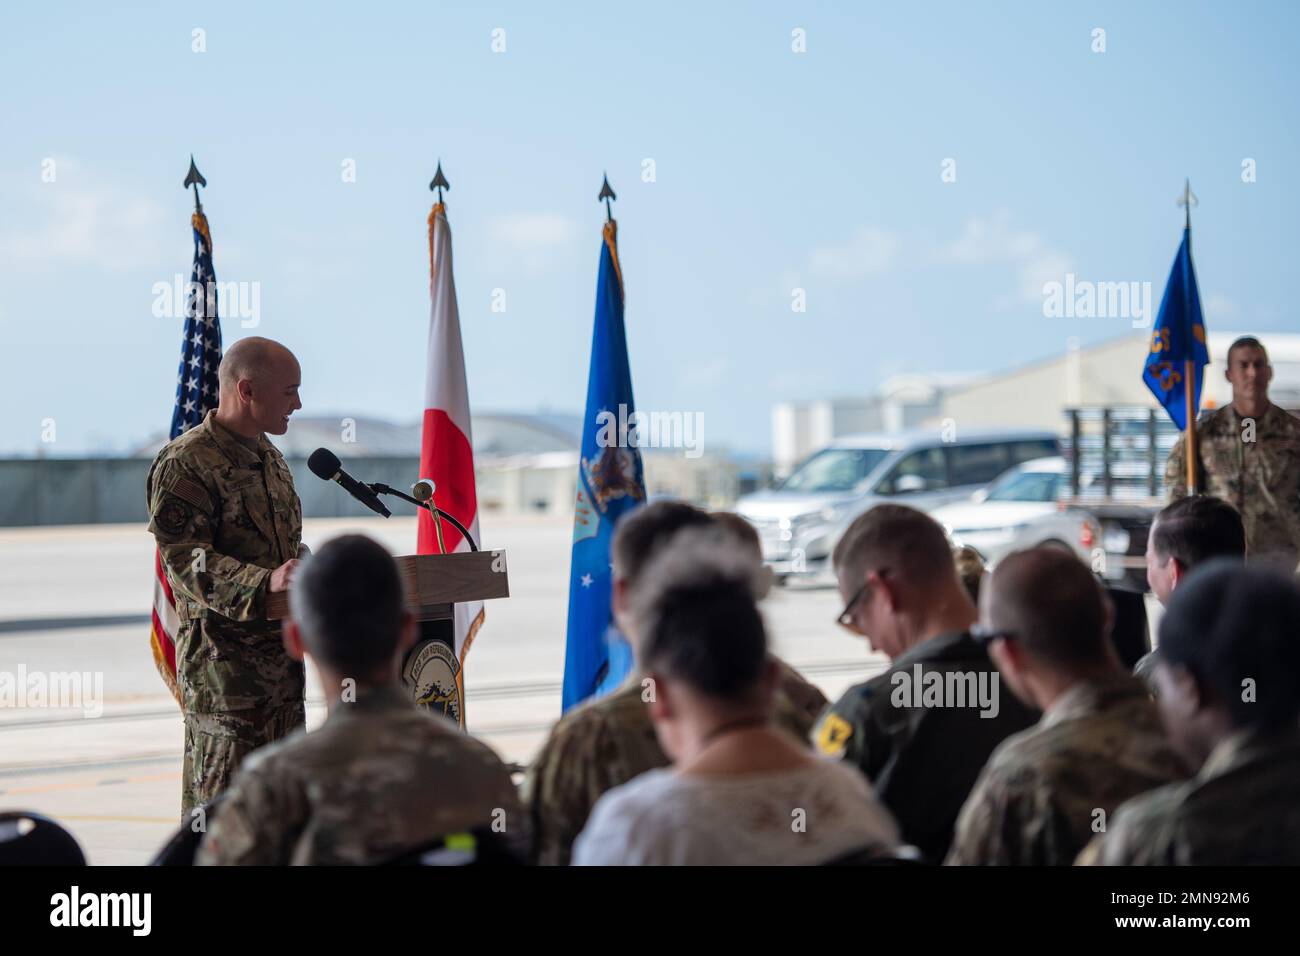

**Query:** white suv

left=737, top=428, right=1060, bottom=583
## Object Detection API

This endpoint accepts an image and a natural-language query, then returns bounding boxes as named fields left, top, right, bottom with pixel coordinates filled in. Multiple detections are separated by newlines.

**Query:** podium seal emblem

left=403, top=638, right=462, bottom=725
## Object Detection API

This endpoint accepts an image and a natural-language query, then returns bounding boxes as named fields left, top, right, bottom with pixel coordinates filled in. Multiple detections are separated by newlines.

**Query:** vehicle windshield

left=985, top=469, right=1062, bottom=503
left=779, top=448, right=890, bottom=493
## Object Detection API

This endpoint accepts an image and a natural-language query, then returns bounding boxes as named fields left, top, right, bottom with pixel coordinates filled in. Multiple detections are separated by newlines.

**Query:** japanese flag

left=418, top=203, right=484, bottom=673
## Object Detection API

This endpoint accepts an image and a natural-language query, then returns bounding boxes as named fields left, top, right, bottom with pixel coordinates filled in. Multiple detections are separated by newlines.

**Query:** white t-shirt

left=572, top=760, right=900, bottom=866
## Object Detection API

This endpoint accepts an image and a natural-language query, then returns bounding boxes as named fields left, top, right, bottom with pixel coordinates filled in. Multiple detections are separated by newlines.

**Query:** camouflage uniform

left=1077, top=724, right=1300, bottom=865
left=813, top=631, right=1038, bottom=862
left=146, top=410, right=307, bottom=817
left=1166, top=403, right=1300, bottom=569
left=523, top=663, right=827, bottom=866
left=945, top=676, right=1187, bottom=866
left=775, top=659, right=830, bottom=735
left=196, top=685, right=523, bottom=865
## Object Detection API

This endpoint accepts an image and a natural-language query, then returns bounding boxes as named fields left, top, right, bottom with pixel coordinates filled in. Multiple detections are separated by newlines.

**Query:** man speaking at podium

left=146, top=336, right=308, bottom=817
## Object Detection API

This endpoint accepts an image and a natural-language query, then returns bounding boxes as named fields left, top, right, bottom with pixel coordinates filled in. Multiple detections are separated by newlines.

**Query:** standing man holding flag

left=1150, top=182, right=1300, bottom=570
left=407, top=163, right=484, bottom=727
left=146, top=160, right=308, bottom=817
left=561, top=176, right=647, bottom=712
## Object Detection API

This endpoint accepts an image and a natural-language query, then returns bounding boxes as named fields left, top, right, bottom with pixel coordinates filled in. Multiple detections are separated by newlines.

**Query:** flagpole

left=153, top=156, right=216, bottom=704
left=426, top=159, right=452, bottom=555
left=599, top=172, right=616, bottom=223
left=1180, top=179, right=1198, bottom=495
left=184, top=155, right=206, bottom=213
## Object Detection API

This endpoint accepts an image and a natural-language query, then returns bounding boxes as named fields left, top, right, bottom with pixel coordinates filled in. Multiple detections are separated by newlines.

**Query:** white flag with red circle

left=418, top=203, right=484, bottom=669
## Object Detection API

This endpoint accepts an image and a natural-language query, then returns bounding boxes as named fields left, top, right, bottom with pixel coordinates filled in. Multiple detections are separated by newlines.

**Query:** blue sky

left=1, top=0, right=1297, bottom=455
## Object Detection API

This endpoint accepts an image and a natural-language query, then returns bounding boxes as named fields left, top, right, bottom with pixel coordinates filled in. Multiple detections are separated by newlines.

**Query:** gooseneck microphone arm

left=368, top=483, right=479, bottom=552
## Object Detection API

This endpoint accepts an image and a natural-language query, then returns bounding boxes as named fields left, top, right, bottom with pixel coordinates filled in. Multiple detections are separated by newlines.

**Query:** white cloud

left=488, top=213, right=579, bottom=247
left=755, top=214, right=1070, bottom=311
left=937, top=212, right=1073, bottom=305
left=485, top=212, right=583, bottom=279
left=808, top=226, right=901, bottom=280
left=0, top=162, right=167, bottom=274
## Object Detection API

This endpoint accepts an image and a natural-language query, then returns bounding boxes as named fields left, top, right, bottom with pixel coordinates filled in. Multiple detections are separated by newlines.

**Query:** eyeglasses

left=836, top=571, right=887, bottom=634
left=970, top=624, right=1017, bottom=647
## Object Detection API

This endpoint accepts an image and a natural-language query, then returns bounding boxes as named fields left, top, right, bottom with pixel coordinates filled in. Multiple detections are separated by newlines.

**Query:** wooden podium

left=266, top=550, right=509, bottom=726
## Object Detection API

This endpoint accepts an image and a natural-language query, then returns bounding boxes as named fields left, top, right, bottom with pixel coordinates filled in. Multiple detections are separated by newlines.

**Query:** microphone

left=412, top=479, right=445, bottom=552
left=307, top=448, right=391, bottom=518
left=365, top=476, right=479, bottom=551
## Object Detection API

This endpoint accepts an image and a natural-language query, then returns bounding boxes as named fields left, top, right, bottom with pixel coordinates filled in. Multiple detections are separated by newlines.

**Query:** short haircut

left=1226, top=335, right=1269, bottom=366
left=833, top=504, right=956, bottom=592
left=288, top=534, right=406, bottom=675
left=611, top=500, right=714, bottom=586
left=218, top=336, right=296, bottom=391
left=710, top=511, right=762, bottom=563
left=988, top=548, right=1111, bottom=670
left=1151, top=495, right=1246, bottom=569
left=631, top=527, right=767, bottom=700
left=1158, top=560, right=1300, bottom=729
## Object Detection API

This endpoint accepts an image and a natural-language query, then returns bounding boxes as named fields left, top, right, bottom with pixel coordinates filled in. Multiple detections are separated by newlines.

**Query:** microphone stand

left=367, top=483, right=479, bottom=552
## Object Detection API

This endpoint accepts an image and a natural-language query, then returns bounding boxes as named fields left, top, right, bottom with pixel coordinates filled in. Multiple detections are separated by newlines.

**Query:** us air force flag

left=561, top=218, right=646, bottom=712
left=1143, top=228, right=1209, bottom=429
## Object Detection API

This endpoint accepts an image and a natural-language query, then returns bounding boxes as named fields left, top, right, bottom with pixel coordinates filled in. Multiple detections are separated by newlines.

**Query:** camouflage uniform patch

left=156, top=499, right=191, bottom=536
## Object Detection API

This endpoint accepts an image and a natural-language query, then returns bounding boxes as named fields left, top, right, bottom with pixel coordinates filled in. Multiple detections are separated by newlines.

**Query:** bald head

left=219, top=337, right=296, bottom=392
left=216, top=337, right=302, bottom=436
left=983, top=548, right=1112, bottom=671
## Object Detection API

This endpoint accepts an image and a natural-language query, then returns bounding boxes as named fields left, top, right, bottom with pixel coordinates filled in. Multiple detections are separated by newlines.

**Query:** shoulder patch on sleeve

left=170, top=476, right=212, bottom=512
left=155, top=498, right=192, bottom=536
left=815, top=712, right=854, bottom=758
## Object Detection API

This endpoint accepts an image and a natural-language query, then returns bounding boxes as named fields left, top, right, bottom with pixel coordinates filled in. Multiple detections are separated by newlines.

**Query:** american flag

left=150, top=208, right=222, bottom=701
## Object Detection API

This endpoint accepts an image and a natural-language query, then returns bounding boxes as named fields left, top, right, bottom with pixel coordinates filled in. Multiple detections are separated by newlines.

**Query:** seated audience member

left=572, top=528, right=900, bottom=865
left=813, top=505, right=1038, bottom=862
left=197, top=535, right=521, bottom=865
left=946, top=548, right=1187, bottom=865
left=711, top=510, right=829, bottom=726
left=1135, top=495, right=1246, bottom=686
left=523, top=502, right=825, bottom=866
left=1077, top=561, right=1300, bottom=865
